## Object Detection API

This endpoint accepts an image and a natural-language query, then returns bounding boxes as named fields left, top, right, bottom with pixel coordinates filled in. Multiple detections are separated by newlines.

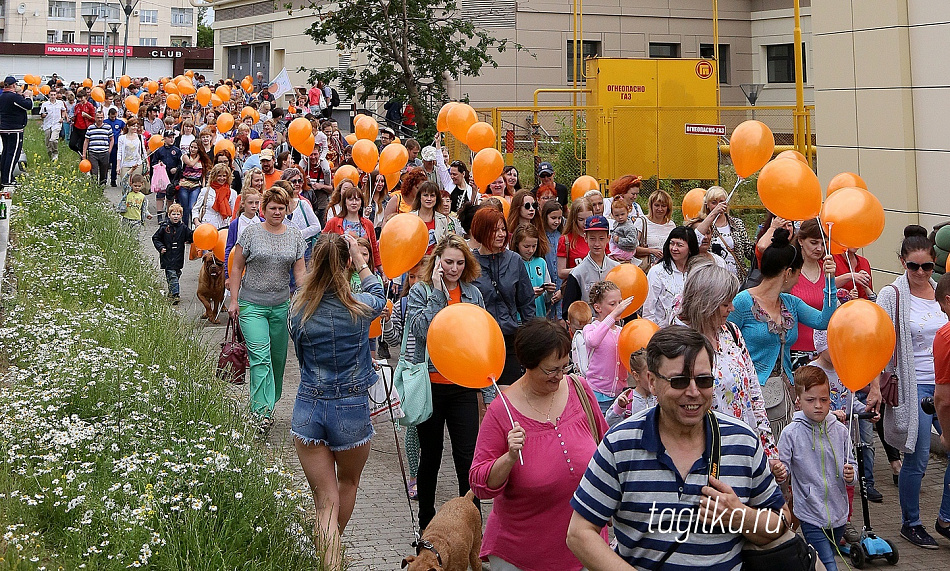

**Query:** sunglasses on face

left=905, top=261, right=935, bottom=272
left=653, top=372, right=715, bottom=390
left=522, top=202, right=537, bottom=210
left=290, top=178, right=303, bottom=185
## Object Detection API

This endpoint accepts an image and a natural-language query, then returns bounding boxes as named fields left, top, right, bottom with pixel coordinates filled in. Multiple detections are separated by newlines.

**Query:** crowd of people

left=6, top=69, right=950, bottom=571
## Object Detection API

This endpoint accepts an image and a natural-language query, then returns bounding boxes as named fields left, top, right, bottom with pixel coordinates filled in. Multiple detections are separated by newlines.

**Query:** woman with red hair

left=605, top=174, right=644, bottom=223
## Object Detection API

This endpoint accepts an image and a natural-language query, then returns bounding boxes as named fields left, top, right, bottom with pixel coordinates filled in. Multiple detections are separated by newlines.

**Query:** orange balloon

left=166, top=94, right=182, bottom=110
left=828, top=240, right=847, bottom=256
left=385, top=171, right=401, bottom=191
left=210, top=94, right=223, bottom=108
left=215, top=85, right=231, bottom=101
left=288, top=117, right=313, bottom=153
left=820, top=187, right=885, bottom=249
left=436, top=102, right=458, bottom=133
left=730, top=120, right=775, bottom=178
left=148, top=135, right=164, bottom=152
left=466, top=122, right=496, bottom=152
left=79, top=159, right=92, bottom=173
left=827, top=299, right=896, bottom=392
left=333, top=165, right=360, bottom=188
left=125, top=96, right=140, bottom=115
left=90, top=87, right=105, bottom=103
left=605, top=264, right=649, bottom=318
left=378, top=213, right=428, bottom=279
left=776, top=149, right=807, bottom=163
left=177, top=80, right=196, bottom=96
left=216, top=113, right=235, bottom=133
left=447, top=104, right=477, bottom=142
left=472, top=148, right=504, bottom=190
left=571, top=175, right=599, bottom=201
left=427, top=304, right=505, bottom=388
left=213, top=228, right=228, bottom=262
left=298, top=134, right=316, bottom=158
left=22, top=74, right=35, bottom=85
left=163, top=81, right=179, bottom=95
left=214, top=139, right=236, bottom=160
left=119, top=75, right=132, bottom=88
left=241, top=78, right=253, bottom=94
left=499, top=197, right=511, bottom=219
left=345, top=133, right=358, bottom=145
left=756, top=158, right=822, bottom=221
left=288, top=105, right=297, bottom=114
left=827, top=172, right=868, bottom=196
left=355, top=116, right=379, bottom=141
left=39, top=85, right=51, bottom=95
left=185, top=70, right=195, bottom=79
left=196, top=86, right=212, bottom=107
left=379, top=143, right=409, bottom=175
left=241, top=106, right=256, bottom=120
left=369, top=300, right=394, bottom=338
left=174, top=75, right=187, bottom=84
left=193, top=223, right=218, bottom=250
left=228, top=248, right=238, bottom=275
left=250, top=138, right=264, bottom=154
left=352, top=139, right=380, bottom=172
left=619, top=319, right=661, bottom=370
left=353, top=113, right=368, bottom=128
left=82, top=78, right=93, bottom=88
left=146, top=81, right=158, bottom=95
left=682, top=188, right=706, bottom=220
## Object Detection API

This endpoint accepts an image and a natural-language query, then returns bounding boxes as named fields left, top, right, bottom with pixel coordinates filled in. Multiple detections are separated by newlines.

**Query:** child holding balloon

left=605, top=349, right=655, bottom=427
left=583, top=281, right=635, bottom=414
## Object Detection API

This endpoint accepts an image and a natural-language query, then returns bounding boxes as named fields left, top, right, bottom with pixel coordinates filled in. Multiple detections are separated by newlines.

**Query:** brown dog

left=402, top=490, right=482, bottom=571
left=197, top=252, right=226, bottom=324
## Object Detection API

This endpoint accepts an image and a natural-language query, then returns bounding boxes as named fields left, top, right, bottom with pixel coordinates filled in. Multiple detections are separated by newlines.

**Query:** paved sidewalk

left=107, top=184, right=950, bottom=570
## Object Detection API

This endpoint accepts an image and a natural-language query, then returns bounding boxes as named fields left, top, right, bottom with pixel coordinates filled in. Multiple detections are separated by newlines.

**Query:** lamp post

left=739, top=83, right=764, bottom=119
left=82, top=10, right=99, bottom=79
left=102, top=8, right=110, bottom=82
left=110, top=21, right=121, bottom=79
left=121, top=0, right=139, bottom=76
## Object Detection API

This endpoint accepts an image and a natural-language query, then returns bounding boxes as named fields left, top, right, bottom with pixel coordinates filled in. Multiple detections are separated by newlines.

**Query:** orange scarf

left=211, top=181, right=233, bottom=219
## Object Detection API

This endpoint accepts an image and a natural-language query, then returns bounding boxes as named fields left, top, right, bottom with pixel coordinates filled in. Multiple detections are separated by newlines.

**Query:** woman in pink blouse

left=789, top=218, right=828, bottom=369
left=470, top=319, right=608, bottom=571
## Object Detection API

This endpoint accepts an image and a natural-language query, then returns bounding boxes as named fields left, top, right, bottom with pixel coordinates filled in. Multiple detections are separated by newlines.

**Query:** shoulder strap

left=887, top=285, right=900, bottom=371
left=569, top=374, right=602, bottom=443
left=400, top=283, right=430, bottom=365
left=707, top=411, right=721, bottom=481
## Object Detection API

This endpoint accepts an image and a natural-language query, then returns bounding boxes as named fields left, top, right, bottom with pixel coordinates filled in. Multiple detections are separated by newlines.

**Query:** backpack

left=330, top=88, right=340, bottom=107
left=571, top=329, right=590, bottom=376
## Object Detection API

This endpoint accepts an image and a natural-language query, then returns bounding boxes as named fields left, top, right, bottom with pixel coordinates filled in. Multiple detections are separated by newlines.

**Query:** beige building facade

left=210, top=0, right=814, bottom=111
left=812, top=1, right=950, bottom=277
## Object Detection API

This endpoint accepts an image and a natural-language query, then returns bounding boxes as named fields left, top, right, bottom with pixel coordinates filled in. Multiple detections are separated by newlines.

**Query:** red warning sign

left=696, top=60, right=714, bottom=80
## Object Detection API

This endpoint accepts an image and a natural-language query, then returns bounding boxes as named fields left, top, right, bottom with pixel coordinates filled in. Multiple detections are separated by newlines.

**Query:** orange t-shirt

left=429, top=286, right=463, bottom=384
left=935, top=322, right=950, bottom=385
left=263, top=169, right=284, bottom=189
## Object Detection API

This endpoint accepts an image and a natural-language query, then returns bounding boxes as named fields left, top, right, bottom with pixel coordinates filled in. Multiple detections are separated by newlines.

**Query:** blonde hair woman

left=690, top=186, right=754, bottom=282
left=634, top=189, right=675, bottom=266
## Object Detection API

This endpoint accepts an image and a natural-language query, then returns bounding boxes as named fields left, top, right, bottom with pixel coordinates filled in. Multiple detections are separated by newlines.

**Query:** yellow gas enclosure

left=586, top=58, right=720, bottom=181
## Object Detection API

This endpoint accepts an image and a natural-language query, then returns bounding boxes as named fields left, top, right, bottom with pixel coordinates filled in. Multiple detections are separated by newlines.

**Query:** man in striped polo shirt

left=568, top=326, right=788, bottom=570
left=83, top=111, right=113, bottom=186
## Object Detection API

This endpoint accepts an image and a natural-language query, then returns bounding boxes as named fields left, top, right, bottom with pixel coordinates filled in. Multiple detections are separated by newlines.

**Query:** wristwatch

left=358, top=263, right=369, bottom=272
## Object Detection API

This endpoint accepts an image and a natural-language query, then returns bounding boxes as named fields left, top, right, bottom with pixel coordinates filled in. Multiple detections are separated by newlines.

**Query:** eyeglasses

left=522, top=202, right=537, bottom=210
left=905, top=261, right=935, bottom=272
left=538, top=363, right=572, bottom=376
left=289, top=178, right=304, bottom=185
left=653, top=372, right=716, bottom=390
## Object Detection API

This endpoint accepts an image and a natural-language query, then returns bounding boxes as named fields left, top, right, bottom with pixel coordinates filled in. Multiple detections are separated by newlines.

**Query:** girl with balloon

left=192, top=163, right=236, bottom=230
left=874, top=225, right=950, bottom=549
left=788, top=219, right=834, bottom=370
left=322, top=181, right=382, bottom=272
left=405, top=234, right=486, bottom=531
left=690, top=186, right=753, bottom=282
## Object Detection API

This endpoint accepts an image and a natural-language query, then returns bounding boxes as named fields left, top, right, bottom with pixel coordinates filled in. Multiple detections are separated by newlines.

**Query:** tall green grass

left=0, top=124, right=321, bottom=569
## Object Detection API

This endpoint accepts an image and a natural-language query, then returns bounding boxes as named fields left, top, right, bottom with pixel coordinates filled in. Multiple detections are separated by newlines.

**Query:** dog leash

left=381, top=362, right=422, bottom=546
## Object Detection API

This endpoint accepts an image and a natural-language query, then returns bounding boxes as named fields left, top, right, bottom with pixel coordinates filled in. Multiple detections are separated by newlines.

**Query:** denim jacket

left=288, top=275, right=386, bottom=397
left=406, top=281, right=485, bottom=374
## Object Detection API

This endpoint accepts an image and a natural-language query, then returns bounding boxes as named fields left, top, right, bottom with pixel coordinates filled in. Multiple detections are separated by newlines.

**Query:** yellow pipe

left=534, top=88, right=592, bottom=107
left=713, top=0, right=720, bottom=107
left=793, top=0, right=806, bottom=155
left=719, top=144, right=816, bottom=157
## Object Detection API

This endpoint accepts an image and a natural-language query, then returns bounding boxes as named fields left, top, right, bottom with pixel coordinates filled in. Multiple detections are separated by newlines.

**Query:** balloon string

left=847, top=396, right=856, bottom=465
left=492, top=377, right=524, bottom=466
left=726, top=177, right=743, bottom=203
left=818, top=217, right=834, bottom=297
left=844, top=249, right=858, bottom=294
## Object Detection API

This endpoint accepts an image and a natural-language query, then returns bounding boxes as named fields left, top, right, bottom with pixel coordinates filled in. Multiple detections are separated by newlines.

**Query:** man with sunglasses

left=569, top=326, right=788, bottom=569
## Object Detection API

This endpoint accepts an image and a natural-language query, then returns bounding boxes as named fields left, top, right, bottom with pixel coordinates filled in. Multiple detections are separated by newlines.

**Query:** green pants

left=238, top=300, right=289, bottom=417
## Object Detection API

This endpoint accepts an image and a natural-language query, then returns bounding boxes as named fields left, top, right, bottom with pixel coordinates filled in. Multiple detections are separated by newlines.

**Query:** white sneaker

left=52, top=154, right=59, bottom=161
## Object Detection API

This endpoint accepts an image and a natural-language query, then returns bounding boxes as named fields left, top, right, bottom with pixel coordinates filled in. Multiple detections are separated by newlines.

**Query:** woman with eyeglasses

left=281, top=167, right=322, bottom=259
left=405, top=235, right=486, bottom=532
left=470, top=318, right=608, bottom=571
left=506, top=189, right=545, bottom=235
left=873, top=225, right=949, bottom=549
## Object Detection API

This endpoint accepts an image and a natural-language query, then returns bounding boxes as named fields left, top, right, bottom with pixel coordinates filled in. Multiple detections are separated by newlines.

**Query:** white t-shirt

left=711, top=222, right=738, bottom=276
left=40, top=100, right=66, bottom=130
left=642, top=218, right=676, bottom=252
left=909, top=294, right=947, bottom=384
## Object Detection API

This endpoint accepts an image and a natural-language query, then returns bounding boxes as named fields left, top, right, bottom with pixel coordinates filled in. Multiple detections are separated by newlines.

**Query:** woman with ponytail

left=287, top=232, right=386, bottom=569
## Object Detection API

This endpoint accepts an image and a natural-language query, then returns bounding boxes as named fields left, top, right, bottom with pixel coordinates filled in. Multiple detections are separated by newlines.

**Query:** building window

left=566, top=40, right=601, bottom=83
left=171, top=7, right=194, bottom=27
left=649, top=43, right=680, bottom=58
left=699, top=44, right=731, bottom=84
left=81, top=2, right=119, bottom=20
left=90, top=33, right=104, bottom=45
left=140, top=9, right=158, bottom=24
left=767, top=43, right=807, bottom=84
left=170, top=36, right=191, bottom=47
left=139, top=37, right=157, bottom=46
left=62, top=30, right=75, bottom=43
left=48, top=30, right=58, bottom=43
left=49, top=1, right=76, bottom=19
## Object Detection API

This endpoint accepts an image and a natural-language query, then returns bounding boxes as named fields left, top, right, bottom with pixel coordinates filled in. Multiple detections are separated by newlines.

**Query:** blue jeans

left=800, top=522, right=844, bottom=571
left=180, top=186, right=202, bottom=228
left=899, top=383, right=950, bottom=526
left=164, top=269, right=181, bottom=296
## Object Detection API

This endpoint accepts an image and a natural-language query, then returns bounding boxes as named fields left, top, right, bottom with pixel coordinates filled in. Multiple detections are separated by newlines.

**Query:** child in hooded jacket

left=151, top=203, right=194, bottom=304
left=776, top=365, right=856, bottom=571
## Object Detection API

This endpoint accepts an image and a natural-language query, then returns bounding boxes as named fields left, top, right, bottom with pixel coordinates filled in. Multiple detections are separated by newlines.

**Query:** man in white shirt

left=40, top=91, right=66, bottom=161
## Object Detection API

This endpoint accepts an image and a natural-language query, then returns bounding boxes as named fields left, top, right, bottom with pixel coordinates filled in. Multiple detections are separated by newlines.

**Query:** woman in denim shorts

left=287, top=232, right=386, bottom=568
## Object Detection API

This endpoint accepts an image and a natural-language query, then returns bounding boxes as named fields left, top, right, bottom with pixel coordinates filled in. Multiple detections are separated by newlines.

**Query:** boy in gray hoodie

left=776, top=365, right=856, bottom=571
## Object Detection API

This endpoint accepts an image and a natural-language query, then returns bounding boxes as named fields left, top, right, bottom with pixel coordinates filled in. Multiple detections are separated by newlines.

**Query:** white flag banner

left=268, top=68, right=293, bottom=99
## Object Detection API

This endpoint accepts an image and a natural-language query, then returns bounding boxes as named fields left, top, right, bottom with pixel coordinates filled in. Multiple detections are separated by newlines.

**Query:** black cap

left=163, top=129, right=177, bottom=137
left=3, top=76, right=17, bottom=87
left=538, top=162, right=554, bottom=176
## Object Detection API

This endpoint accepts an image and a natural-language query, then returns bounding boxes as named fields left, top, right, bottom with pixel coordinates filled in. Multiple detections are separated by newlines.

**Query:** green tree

left=197, top=7, right=214, bottom=48
left=298, top=0, right=521, bottom=135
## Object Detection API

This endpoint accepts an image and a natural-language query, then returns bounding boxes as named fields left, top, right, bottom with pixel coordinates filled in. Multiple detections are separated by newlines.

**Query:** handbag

left=568, top=374, right=604, bottom=443
left=393, top=284, right=433, bottom=426
left=741, top=521, right=824, bottom=571
left=217, top=317, right=248, bottom=385
left=880, top=286, right=901, bottom=407
left=634, top=216, right=654, bottom=273
left=763, top=337, right=795, bottom=440
left=151, top=163, right=170, bottom=195
left=368, top=360, right=405, bottom=423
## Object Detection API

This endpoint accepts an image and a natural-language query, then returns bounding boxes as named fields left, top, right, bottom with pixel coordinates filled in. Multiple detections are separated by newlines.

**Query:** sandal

left=408, top=478, right=418, bottom=500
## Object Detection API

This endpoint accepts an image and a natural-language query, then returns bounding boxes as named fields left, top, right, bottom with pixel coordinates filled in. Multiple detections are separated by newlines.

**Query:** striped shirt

left=571, top=408, right=784, bottom=570
left=85, top=124, right=113, bottom=154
